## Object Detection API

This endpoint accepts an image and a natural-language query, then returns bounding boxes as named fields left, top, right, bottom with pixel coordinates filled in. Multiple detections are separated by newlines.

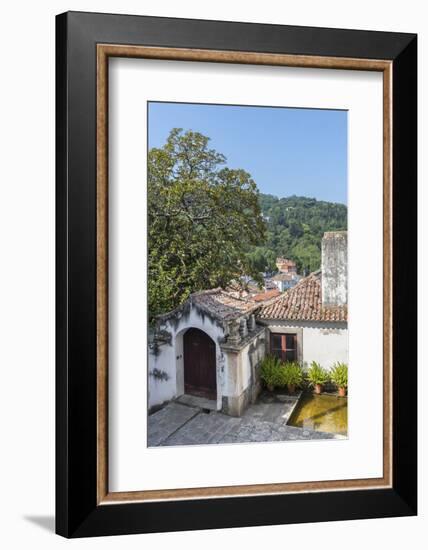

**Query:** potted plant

left=307, top=361, right=329, bottom=394
left=278, top=361, right=303, bottom=394
left=330, top=362, right=348, bottom=397
left=260, top=355, right=280, bottom=392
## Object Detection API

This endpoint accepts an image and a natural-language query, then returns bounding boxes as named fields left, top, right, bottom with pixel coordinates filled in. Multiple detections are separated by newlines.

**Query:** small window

left=270, top=333, right=297, bottom=362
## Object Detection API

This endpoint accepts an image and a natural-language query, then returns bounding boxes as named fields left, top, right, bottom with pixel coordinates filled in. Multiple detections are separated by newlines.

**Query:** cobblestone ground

left=148, top=393, right=345, bottom=447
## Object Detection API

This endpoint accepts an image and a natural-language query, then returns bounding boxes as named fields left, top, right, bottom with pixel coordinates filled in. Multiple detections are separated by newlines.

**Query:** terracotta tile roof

left=225, top=280, right=260, bottom=298
left=252, top=289, right=281, bottom=302
left=191, top=288, right=260, bottom=321
left=257, top=271, right=347, bottom=322
left=159, top=285, right=284, bottom=324
left=264, top=279, right=277, bottom=290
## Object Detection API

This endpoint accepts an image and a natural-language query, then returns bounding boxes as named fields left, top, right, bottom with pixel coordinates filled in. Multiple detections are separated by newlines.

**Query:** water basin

left=287, top=393, right=347, bottom=435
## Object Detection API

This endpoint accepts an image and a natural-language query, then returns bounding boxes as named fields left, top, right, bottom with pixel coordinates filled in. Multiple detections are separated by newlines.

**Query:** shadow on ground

left=24, top=515, right=55, bottom=533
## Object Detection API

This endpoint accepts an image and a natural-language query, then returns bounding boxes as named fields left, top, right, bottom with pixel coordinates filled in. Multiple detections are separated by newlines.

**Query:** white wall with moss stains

left=148, top=304, right=226, bottom=410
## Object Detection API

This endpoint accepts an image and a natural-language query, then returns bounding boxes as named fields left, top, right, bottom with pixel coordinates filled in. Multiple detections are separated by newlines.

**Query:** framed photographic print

left=56, top=11, right=417, bottom=538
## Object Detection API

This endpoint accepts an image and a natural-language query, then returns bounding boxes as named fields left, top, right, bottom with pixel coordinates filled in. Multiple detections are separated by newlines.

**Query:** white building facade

left=149, top=289, right=267, bottom=416
left=148, top=231, right=348, bottom=417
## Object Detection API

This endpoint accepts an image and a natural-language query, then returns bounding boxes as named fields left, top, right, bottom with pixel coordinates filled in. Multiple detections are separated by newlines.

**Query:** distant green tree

left=148, top=129, right=266, bottom=319
left=246, top=247, right=277, bottom=274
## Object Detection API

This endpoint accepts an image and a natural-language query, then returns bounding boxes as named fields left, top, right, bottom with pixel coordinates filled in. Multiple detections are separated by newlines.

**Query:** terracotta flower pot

left=338, top=386, right=347, bottom=397
left=288, top=384, right=296, bottom=394
left=267, top=384, right=274, bottom=392
left=314, top=383, right=323, bottom=395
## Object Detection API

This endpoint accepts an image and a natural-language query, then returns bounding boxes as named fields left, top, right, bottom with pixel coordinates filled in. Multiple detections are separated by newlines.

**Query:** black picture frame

left=56, top=11, right=417, bottom=538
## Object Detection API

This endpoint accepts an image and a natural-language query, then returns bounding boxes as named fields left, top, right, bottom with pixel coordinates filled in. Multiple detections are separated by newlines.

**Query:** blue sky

left=148, top=102, right=347, bottom=205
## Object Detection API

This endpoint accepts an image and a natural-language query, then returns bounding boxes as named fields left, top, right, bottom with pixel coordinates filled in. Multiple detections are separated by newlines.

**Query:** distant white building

left=270, top=272, right=301, bottom=292
left=148, top=231, right=348, bottom=417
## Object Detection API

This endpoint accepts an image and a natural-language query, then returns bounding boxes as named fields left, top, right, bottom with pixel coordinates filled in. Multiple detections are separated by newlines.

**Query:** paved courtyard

left=148, top=392, right=344, bottom=447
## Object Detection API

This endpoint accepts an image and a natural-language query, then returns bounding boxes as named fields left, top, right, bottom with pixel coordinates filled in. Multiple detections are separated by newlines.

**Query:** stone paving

left=148, top=392, right=345, bottom=447
left=147, top=402, right=200, bottom=446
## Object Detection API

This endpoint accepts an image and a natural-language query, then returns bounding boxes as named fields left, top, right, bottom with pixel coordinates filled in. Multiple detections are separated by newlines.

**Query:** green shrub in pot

left=306, top=361, right=329, bottom=394
left=277, top=361, right=303, bottom=394
left=260, top=355, right=281, bottom=391
left=330, top=362, right=348, bottom=396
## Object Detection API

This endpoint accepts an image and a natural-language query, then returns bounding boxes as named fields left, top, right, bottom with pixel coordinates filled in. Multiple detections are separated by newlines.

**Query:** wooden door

left=183, top=328, right=217, bottom=399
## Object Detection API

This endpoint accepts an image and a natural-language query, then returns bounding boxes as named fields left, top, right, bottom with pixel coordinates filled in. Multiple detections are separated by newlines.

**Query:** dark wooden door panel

left=183, top=328, right=216, bottom=399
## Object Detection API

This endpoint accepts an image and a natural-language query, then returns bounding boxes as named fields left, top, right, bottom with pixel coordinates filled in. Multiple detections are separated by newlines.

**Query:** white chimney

left=321, top=231, right=347, bottom=307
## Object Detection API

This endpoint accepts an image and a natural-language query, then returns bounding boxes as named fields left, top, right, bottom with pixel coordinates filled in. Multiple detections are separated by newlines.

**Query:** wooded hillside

left=247, top=194, right=347, bottom=274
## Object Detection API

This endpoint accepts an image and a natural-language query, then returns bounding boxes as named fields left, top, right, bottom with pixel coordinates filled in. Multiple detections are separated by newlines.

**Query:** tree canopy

left=148, top=128, right=266, bottom=319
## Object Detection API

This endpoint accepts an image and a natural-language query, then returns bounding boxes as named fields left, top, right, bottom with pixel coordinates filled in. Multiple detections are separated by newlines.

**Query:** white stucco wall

left=150, top=312, right=347, bottom=412
left=222, top=330, right=266, bottom=397
left=148, top=305, right=226, bottom=410
left=302, top=325, right=348, bottom=369
left=263, top=321, right=348, bottom=371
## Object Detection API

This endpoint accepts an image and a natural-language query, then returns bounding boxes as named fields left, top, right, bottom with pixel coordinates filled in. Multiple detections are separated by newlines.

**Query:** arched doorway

left=183, top=328, right=217, bottom=400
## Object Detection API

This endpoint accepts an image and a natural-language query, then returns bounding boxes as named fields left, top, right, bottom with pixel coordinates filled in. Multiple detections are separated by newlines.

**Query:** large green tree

left=148, top=129, right=266, bottom=319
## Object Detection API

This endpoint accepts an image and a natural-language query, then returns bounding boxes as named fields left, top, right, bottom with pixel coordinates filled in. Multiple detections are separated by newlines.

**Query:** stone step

left=176, top=394, right=217, bottom=411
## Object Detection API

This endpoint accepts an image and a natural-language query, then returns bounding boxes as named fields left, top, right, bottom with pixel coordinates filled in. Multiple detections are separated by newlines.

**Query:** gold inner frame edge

left=96, top=44, right=393, bottom=505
